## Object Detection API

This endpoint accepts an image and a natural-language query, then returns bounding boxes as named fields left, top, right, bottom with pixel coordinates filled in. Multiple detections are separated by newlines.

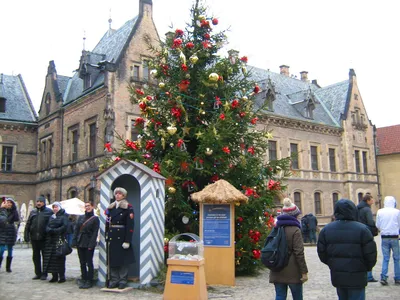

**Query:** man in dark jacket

left=318, top=199, right=377, bottom=300
left=24, top=196, right=53, bottom=280
left=73, top=201, right=99, bottom=289
left=306, top=213, right=318, bottom=244
left=357, top=193, right=378, bottom=282
left=105, top=187, right=135, bottom=289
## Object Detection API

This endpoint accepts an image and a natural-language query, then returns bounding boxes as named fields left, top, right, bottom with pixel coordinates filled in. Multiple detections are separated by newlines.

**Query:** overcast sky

left=1, top=0, right=398, bottom=128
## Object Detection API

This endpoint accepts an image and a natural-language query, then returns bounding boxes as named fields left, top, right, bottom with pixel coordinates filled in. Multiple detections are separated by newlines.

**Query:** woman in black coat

left=43, top=202, right=68, bottom=283
left=0, top=198, right=20, bottom=272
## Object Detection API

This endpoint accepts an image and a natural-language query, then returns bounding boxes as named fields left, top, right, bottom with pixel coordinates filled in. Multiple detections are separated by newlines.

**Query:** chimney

left=300, top=71, right=309, bottom=82
left=139, top=0, right=153, bottom=18
left=279, top=65, right=290, bottom=77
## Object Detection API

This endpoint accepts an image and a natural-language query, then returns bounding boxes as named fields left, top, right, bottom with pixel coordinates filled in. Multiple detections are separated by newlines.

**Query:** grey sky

left=1, top=0, right=398, bottom=128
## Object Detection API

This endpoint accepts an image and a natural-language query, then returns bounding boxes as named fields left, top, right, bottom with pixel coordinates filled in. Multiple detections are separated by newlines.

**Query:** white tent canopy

left=47, top=198, right=85, bottom=215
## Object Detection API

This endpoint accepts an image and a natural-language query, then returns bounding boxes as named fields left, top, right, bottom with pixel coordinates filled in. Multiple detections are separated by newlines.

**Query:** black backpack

left=261, top=226, right=290, bottom=271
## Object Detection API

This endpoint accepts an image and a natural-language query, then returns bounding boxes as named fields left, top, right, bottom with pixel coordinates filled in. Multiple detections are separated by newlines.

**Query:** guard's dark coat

left=43, top=209, right=68, bottom=273
left=106, top=200, right=135, bottom=267
left=73, top=211, right=99, bottom=249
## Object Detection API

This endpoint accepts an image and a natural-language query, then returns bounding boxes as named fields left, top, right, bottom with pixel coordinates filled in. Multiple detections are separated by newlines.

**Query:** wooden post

left=200, top=203, right=235, bottom=286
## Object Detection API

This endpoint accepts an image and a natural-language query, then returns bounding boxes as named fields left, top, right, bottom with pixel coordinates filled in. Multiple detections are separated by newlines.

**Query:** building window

left=45, top=93, right=51, bottom=115
left=89, top=123, right=96, bottom=157
left=268, top=141, right=277, bottom=160
left=314, top=192, right=322, bottom=215
left=293, top=192, right=302, bottom=212
left=362, top=151, right=368, bottom=173
left=47, top=193, right=51, bottom=204
left=355, top=150, right=360, bottom=173
left=265, top=90, right=274, bottom=111
left=84, top=74, right=91, bottom=90
left=354, top=94, right=358, bottom=100
left=273, top=195, right=281, bottom=206
left=358, top=192, right=363, bottom=203
left=329, top=148, right=336, bottom=172
left=332, top=192, right=339, bottom=209
left=290, top=143, right=299, bottom=169
left=88, top=188, right=95, bottom=203
left=1, top=146, right=13, bottom=171
left=72, top=130, right=79, bottom=161
left=310, top=146, right=319, bottom=170
left=69, top=188, right=78, bottom=199
left=143, top=60, right=149, bottom=81
left=132, top=65, right=140, bottom=81
left=41, top=140, right=47, bottom=169
left=48, top=139, right=52, bottom=168
left=0, top=98, right=6, bottom=113
left=131, top=119, right=139, bottom=141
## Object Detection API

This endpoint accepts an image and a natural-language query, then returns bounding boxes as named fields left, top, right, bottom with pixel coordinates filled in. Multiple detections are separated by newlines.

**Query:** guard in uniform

left=105, top=187, right=135, bottom=289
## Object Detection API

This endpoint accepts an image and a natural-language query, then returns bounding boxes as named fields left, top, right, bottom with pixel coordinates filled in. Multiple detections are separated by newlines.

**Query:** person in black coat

left=105, top=187, right=135, bottom=289
left=24, top=196, right=53, bottom=279
left=73, top=201, right=99, bottom=289
left=0, top=198, right=19, bottom=272
left=306, top=213, right=318, bottom=244
left=317, top=199, right=377, bottom=300
left=43, top=202, right=69, bottom=283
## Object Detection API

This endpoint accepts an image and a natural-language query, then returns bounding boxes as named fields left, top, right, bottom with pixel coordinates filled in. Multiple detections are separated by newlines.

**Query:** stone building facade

left=1, top=0, right=379, bottom=224
left=376, top=125, right=400, bottom=203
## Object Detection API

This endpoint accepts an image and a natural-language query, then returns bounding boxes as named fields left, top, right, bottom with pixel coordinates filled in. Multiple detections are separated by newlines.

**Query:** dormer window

left=265, top=89, right=274, bottom=111
left=0, top=98, right=6, bottom=113
left=45, top=93, right=51, bottom=115
left=84, top=74, right=91, bottom=90
left=304, top=99, right=315, bottom=119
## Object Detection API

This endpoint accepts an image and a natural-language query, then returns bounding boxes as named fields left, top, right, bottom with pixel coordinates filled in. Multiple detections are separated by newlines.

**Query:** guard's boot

left=49, top=273, right=58, bottom=283
left=6, top=257, right=12, bottom=273
left=58, top=273, right=66, bottom=283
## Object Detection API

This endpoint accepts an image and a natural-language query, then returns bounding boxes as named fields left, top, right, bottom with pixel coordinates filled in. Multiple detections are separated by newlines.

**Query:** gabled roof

left=62, top=17, right=138, bottom=104
left=0, top=74, right=37, bottom=123
left=314, top=80, right=350, bottom=124
left=376, top=125, right=400, bottom=155
left=250, top=67, right=340, bottom=127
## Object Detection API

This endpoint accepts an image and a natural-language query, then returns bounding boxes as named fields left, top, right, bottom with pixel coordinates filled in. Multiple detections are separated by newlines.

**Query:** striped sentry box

left=96, top=159, right=165, bottom=286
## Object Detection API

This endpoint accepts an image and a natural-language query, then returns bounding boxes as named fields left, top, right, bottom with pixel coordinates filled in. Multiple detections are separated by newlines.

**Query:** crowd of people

left=270, top=194, right=400, bottom=300
left=1, top=191, right=399, bottom=299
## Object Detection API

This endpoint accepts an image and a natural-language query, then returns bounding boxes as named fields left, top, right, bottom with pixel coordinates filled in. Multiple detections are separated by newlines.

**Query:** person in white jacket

left=376, top=196, right=400, bottom=286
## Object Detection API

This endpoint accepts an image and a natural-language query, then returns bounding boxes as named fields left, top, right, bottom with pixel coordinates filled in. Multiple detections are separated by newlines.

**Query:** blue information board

left=202, top=204, right=231, bottom=247
left=171, top=271, right=195, bottom=285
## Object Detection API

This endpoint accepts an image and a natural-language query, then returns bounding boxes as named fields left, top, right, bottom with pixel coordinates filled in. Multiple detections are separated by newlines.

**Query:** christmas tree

left=106, top=0, right=291, bottom=275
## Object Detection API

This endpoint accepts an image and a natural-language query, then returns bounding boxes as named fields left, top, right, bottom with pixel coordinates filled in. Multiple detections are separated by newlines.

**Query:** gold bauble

left=159, top=82, right=165, bottom=88
left=208, top=73, right=219, bottom=82
left=189, top=55, right=199, bottom=64
left=168, top=186, right=176, bottom=194
left=185, top=73, right=191, bottom=79
left=205, top=148, right=213, bottom=156
left=242, top=96, right=248, bottom=101
left=198, top=15, right=206, bottom=20
left=167, top=125, right=177, bottom=135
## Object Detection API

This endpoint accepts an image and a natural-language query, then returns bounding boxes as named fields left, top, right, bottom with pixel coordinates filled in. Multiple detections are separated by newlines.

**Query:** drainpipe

left=373, top=125, right=381, bottom=208
left=59, top=108, right=64, bottom=201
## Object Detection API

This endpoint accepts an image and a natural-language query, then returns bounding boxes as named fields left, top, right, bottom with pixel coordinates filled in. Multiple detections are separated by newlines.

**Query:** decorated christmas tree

left=106, top=0, right=291, bottom=274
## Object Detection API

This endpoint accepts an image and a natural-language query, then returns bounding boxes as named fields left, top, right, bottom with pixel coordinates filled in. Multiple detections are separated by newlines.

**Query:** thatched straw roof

left=191, top=179, right=248, bottom=204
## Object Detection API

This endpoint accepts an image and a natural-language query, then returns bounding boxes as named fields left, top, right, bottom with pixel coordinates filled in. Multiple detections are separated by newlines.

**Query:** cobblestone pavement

left=0, top=237, right=399, bottom=299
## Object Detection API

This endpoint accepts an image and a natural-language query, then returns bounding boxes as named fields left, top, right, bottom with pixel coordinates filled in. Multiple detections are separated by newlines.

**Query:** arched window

left=273, top=195, right=281, bottom=206
left=314, top=192, right=322, bottom=215
left=332, top=193, right=339, bottom=209
left=293, top=192, right=302, bottom=212
left=68, top=187, right=78, bottom=199
left=358, top=192, right=363, bottom=203
left=45, top=93, right=51, bottom=115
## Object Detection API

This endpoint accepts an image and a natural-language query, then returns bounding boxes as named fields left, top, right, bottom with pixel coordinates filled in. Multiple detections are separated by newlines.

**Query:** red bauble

left=212, top=18, right=218, bottom=25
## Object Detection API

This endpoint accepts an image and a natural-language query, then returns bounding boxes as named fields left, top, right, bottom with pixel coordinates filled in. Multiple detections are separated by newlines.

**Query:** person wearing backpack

left=317, top=199, right=377, bottom=300
left=269, top=198, right=308, bottom=300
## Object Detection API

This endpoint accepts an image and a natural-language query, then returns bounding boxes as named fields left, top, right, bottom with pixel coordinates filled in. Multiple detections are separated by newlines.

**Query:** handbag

left=56, top=236, right=73, bottom=257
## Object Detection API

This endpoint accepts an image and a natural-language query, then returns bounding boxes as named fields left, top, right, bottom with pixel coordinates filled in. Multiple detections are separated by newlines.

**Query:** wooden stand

left=163, top=258, right=208, bottom=300
left=200, top=203, right=235, bottom=286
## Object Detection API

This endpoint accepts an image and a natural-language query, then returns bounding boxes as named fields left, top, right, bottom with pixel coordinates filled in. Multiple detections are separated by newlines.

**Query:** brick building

left=1, top=0, right=379, bottom=224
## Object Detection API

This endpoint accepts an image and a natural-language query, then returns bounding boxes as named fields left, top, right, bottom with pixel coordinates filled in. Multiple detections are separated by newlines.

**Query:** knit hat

left=282, top=198, right=301, bottom=217
left=52, top=202, right=62, bottom=210
left=37, top=196, right=46, bottom=203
